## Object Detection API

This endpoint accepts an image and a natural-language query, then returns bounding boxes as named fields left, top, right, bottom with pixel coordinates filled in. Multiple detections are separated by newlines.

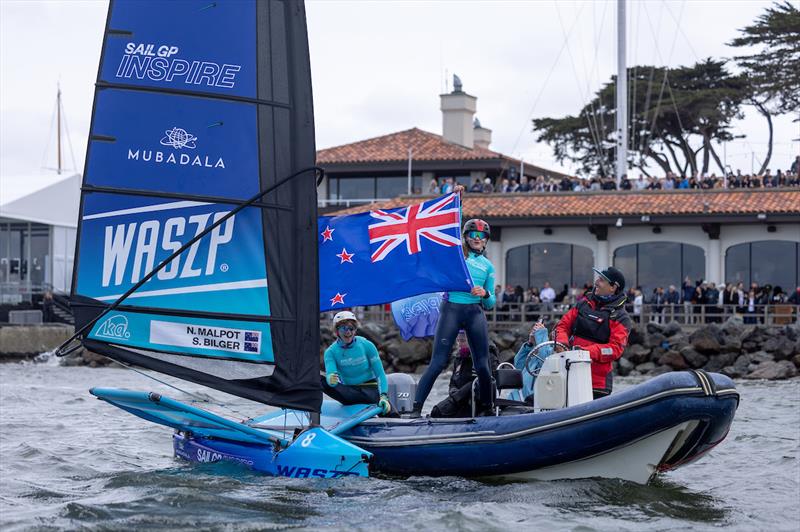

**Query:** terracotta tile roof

left=329, top=189, right=800, bottom=218
left=317, top=127, right=503, bottom=164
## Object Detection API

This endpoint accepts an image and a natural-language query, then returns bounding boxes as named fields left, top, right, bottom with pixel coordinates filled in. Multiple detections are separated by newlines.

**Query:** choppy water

left=1, top=359, right=798, bottom=531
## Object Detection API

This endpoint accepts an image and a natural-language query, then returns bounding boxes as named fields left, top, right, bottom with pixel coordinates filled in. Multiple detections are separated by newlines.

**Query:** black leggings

left=415, top=301, right=491, bottom=408
left=321, top=377, right=379, bottom=405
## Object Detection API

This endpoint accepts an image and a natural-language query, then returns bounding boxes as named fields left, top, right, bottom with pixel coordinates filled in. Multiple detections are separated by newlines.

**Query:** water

left=1, top=359, right=798, bottom=531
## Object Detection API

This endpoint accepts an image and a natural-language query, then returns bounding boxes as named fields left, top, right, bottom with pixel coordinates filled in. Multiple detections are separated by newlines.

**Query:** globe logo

left=160, top=127, right=197, bottom=150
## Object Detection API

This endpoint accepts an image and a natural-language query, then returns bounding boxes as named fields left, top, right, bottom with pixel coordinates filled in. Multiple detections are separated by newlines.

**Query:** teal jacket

left=447, top=251, right=496, bottom=309
left=511, top=328, right=552, bottom=401
left=324, top=336, right=388, bottom=394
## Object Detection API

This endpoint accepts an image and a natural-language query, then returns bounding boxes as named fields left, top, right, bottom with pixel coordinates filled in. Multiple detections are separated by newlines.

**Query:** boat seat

left=494, top=367, right=523, bottom=391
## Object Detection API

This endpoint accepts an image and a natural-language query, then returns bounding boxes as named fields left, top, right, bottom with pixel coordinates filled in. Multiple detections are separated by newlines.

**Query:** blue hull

left=344, top=371, right=738, bottom=479
left=171, top=370, right=738, bottom=482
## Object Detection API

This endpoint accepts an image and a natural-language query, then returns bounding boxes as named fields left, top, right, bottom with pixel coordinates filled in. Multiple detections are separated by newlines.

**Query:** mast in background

left=615, top=0, right=627, bottom=186
left=56, top=83, right=62, bottom=175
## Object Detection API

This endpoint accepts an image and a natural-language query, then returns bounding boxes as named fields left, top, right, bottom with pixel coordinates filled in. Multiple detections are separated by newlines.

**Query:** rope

left=507, top=1, right=587, bottom=161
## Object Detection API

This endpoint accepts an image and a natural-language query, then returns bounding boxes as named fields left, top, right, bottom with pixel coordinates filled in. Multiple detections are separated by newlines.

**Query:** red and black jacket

left=555, top=292, right=632, bottom=393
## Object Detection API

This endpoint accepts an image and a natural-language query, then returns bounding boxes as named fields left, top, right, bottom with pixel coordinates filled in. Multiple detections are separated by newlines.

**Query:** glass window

left=613, top=245, right=636, bottom=287
left=638, top=242, right=681, bottom=296
left=505, top=246, right=529, bottom=289
left=30, top=225, right=49, bottom=286
left=683, top=245, right=705, bottom=287
left=615, top=242, right=705, bottom=294
left=376, top=176, right=410, bottom=199
left=572, top=245, right=594, bottom=288
left=337, top=177, right=374, bottom=200
left=726, top=241, right=799, bottom=291
left=506, top=243, right=593, bottom=291
left=531, top=243, right=571, bottom=291
left=725, top=244, right=749, bottom=285
left=751, top=241, right=798, bottom=292
left=326, top=177, right=338, bottom=199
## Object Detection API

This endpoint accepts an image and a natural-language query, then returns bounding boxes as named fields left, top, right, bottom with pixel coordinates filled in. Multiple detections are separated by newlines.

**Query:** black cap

left=592, top=266, right=625, bottom=292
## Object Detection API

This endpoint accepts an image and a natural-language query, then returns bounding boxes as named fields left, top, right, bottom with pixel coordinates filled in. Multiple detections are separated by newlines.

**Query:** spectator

left=682, top=276, right=695, bottom=323
left=518, top=176, right=531, bottom=192
left=469, top=178, right=483, bottom=193
left=666, top=285, right=680, bottom=321
left=428, top=178, right=439, bottom=195
left=441, top=177, right=454, bottom=194
left=42, top=290, right=54, bottom=323
left=632, top=288, right=643, bottom=322
left=787, top=286, right=800, bottom=305
left=482, top=177, right=494, bottom=193
left=540, top=281, right=556, bottom=312
left=744, top=289, right=758, bottom=324
left=651, top=286, right=666, bottom=323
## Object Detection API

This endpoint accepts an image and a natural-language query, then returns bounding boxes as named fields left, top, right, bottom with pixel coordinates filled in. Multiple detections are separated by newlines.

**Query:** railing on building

left=321, top=303, right=799, bottom=329
left=317, top=198, right=391, bottom=210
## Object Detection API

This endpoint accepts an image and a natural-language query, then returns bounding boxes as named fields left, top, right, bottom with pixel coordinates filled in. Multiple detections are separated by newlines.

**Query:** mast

left=56, top=83, right=62, bottom=175
left=615, top=0, right=627, bottom=186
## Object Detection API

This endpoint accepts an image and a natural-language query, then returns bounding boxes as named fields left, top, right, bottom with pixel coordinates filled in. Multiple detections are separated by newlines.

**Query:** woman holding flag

left=412, top=186, right=497, bottom=417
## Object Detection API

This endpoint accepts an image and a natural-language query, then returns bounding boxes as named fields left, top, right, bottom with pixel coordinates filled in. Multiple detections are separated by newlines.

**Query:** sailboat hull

left=170, top=371, right=738, bottom=483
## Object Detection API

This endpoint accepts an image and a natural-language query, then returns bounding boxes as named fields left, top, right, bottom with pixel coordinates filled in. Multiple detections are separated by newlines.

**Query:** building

left=0, top=173, right=80, bottom=303
left=316, top=83, right=568, bottom=212
left=335, top=189, right=800, bottom=296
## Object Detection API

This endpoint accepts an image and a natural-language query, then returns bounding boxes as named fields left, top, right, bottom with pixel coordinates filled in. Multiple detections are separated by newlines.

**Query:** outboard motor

left=533, top=350, right=593, bottom=411
left=386, top=373, right=416, bottom=414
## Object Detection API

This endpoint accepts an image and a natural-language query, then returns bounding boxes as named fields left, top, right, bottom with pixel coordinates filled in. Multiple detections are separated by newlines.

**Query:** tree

left=729, top=1, right=800, bottom=174
left=533, top=60, right=749, bottom=177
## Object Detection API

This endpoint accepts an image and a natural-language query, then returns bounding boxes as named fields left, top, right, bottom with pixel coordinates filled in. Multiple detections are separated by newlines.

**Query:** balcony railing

left=321, top=303, right=799, bottom=329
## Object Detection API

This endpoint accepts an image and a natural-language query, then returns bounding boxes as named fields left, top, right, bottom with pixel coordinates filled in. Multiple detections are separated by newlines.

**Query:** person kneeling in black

left=431, top=331, right=499, bottom=418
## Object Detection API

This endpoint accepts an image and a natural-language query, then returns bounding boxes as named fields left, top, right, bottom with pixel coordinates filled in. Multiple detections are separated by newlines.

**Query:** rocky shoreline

left=324, top=317, right=800, bottom=381
left=4, top=319, right=798, bottom=380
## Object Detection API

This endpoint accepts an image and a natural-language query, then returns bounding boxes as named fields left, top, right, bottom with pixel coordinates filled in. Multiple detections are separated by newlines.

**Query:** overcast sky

left=1, top=0, right=798, bottom=178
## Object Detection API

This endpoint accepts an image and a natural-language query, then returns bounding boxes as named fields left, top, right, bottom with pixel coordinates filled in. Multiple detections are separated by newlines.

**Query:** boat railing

left=322, top=303, right=799, bottom=330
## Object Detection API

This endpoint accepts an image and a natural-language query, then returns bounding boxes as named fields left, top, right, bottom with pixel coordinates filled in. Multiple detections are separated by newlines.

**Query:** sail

left=70, top=0, right=321, bottom=411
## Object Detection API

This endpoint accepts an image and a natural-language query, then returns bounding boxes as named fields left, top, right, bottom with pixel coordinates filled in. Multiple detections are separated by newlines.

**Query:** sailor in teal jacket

left=322, top=311, right=391, bottom=414
left=413, top=210, right=497, bottom=416
left=511, top=322, right=553, bottom=402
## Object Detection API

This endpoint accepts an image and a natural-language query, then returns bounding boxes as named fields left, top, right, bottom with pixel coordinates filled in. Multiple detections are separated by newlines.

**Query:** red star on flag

left=321, top=225, right=335, bottom=242
left=329, top=292, right=347, bottom=306
left=336, top=248, right=354, bottom=264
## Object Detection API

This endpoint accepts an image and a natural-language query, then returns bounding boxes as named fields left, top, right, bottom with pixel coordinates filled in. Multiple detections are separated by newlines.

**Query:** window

left=614, top=242, right=705, bottom=295
left=505, top=243, right=594, bottom=290
left=337, top=177, right=374, bottom=200
left=376, top=176, right=410, bottom=199
left=725, top=241, right=800, bottom=291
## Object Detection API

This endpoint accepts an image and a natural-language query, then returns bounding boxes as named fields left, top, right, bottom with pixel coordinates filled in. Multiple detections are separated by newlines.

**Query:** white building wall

left=493, top=222, right=800, bottom=289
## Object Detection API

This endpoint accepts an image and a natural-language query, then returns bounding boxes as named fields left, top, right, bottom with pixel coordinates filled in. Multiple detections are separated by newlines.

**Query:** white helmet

left=332, top=311, right=358, bottom=328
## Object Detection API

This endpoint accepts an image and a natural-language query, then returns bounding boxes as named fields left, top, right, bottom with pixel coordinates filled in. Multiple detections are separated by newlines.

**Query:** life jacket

left=570, top=292, right=629, bottom=344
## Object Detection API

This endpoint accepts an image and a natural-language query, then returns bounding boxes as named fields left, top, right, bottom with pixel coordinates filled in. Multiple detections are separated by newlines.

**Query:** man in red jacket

left=554, top=267, right=632, bottom=399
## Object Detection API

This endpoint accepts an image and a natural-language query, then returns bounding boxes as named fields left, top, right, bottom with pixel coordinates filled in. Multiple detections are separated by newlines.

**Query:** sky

left=1, top=0, right=798, bottom=179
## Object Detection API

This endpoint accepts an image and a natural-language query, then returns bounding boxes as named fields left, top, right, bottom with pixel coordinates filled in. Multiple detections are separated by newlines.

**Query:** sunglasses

left=337, top=325, right=355, bottom=333
left=467, top=231, right=488, bottom=240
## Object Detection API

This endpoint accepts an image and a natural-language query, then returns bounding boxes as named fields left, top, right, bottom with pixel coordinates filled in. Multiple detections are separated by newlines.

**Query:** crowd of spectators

left=427, top=156, right=800, bottom=195
left=490, top=278, right=799, bottom=325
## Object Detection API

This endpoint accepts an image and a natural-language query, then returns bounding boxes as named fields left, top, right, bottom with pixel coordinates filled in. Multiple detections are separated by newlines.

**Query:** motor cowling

left=533, top=350, right=593, bottom=411
left=386, top=373, right=416, bottom=414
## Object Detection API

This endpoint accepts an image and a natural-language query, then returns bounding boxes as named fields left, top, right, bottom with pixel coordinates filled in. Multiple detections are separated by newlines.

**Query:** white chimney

left=473, top=117, right=492, bottom=150
left=440, top=74, right=476, bottom=148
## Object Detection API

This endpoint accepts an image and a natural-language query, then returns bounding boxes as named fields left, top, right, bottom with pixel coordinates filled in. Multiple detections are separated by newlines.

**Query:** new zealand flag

left=319, top=193, right=473, bottom=312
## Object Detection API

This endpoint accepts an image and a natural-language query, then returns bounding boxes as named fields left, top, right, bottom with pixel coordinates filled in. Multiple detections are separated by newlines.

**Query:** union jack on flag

left=368, top=193, right=461, bottom=262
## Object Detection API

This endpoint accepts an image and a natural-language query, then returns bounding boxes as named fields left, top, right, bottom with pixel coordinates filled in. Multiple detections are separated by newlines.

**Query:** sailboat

left=60, top=0, right=739, bottom=484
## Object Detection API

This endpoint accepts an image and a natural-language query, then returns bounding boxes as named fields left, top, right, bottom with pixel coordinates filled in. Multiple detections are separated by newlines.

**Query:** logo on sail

left=160, top=127, right=197, bottom=150
left=126, top=127, right=225, bottom=169
left=95, top=315, right=132, bottom=340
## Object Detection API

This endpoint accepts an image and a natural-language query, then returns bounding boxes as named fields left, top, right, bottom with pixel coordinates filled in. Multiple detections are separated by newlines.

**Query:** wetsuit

left=415, top=251, right=496, bottom=411
left=322, top=336, right=388, bottom=405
